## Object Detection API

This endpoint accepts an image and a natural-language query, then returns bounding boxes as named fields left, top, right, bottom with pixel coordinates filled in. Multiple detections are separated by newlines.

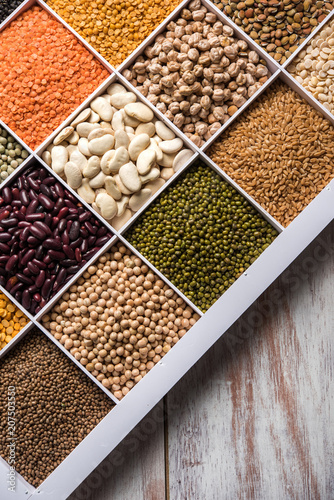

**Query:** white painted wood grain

left=72, top=223, right=334, bottom=500
left=167, top=222, right=334, bottom=500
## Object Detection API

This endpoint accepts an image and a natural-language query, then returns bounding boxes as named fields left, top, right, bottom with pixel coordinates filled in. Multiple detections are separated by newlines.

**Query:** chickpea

left=42, top=245, right=198, bottom=400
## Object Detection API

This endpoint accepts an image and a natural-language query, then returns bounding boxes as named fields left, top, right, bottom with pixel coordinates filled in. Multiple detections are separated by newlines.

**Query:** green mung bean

left=126, top=163, right=278, bottom=312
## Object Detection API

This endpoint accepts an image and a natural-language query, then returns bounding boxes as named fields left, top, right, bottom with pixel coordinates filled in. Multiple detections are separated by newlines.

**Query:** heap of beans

left=44, top=82, right=193, bottom=231
left=0, top=6, right=109, bottom=150
left=288, top=17, right=334, bottom=113
left=0, top=292, right=28, bottom=349
left=126, top=163, right=278, bottom=312
left=209, top=80, right=334, bottom=227
left=123, top=0, right=270, bottom=147
left=0, top=127, right=29, bottom=184
left=0, top=328, right=114, bottom=487
left=41, top=243, right=200, bottom=399
left=0, top=0, right=23, bottom=24
left=46, top=0, right=181, bottom=67
left=0, top=163, right=112, bottom=315
left=212, top=0, right=333, bottom=63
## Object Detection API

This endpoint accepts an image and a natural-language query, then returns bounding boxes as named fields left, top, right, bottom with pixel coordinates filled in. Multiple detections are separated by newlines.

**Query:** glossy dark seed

left=5, top=255, right=19, bottom=272
left=38, top=193, right=54, bottom=210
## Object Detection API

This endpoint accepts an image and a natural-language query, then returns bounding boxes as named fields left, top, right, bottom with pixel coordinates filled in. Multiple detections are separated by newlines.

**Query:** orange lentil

left=0, top=6, right=109, bottom=150
left=46, top=0, right=181, bottom=67
left=0, top=293, right=29, bottom=350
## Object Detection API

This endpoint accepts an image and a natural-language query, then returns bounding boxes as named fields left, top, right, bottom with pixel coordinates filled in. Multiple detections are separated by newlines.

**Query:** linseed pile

left=209, top=80, right=334, bottom=226
left=0, top=329, right=114, bottom=487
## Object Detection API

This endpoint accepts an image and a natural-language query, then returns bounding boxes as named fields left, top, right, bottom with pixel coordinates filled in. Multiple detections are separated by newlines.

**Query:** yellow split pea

left=0, top=293, right=28, bottom=349
left=46, top=0, right=182, bottom=66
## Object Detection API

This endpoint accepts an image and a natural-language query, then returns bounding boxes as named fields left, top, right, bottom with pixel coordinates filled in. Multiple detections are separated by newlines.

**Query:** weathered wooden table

left=69, top=221, right=334, bottom=500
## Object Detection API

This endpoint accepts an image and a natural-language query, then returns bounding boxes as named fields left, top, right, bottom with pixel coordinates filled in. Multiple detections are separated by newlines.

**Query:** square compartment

left=0, top=157, right=114, bottom=316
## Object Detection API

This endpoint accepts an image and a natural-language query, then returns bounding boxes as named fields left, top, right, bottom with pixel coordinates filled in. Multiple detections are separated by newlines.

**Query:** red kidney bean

left=27, top=262, right=40, bottom=276
left=58, top=207, right=69, bottom=219
left=41, top=278, right=53, bottom=300
left=26, top=199, right=39, bottom=215
left=19, top=190, right=30, bottom=206
left=69, top=220, right=80, bottom=241
left=79, top=211, right=91, bottom=223
left=12, top=201, right=22, bottom=209
left=80, top=227, right=89, bottom=238
left=40, top=184, right=52, bottom=197
left=48, top=250, right=65, bottom=260
left=36, top=270, right=46, bottom=288
left=53, top=267, right=67, bottom=290
left=67, top=264, right=81, bottom=274
left=43, top=254, right=52, bottom=265
left=44, top=213, right=52, bottom=226
left=27, top=236, right=39, bottom=246
left=63, top=245, right=75, bottom=259
left=87, top=235, right=96, bottom=247
left=50, top=216, right=58, bottom=229
left=29, top=189, right=39, bottom=201
left=21, top=249, right=35, bottom=267
left=95, top=235, right=110, bottom=247
left=12, top=188, right=20, bottom=200
left=75, top=248, right=82, bottom=262
left=32, top=259, right=47, bottom=270
left=5, top=255, right=18, bottom=272
left=10, top=282, right=25, bottom=295
left=2, top=187, right=12, bottom=204
left=27, top=177, right=40, bottom=190
left=38, top=193, right=54, bottom=210
left=29, top=225, right=46, bottom=240
left=33, top=293, right=41, bottom=302
left=0, top=210, right=10, bottom=222
left=54, top=183, right=65, bottom=198
left=16, top=273, right=33, bottom=285
left=84, top=221, right=97, bottom=234
left=58, top=219, right=67, bottom=233
left=22, top=289, right=31, bottom=311
left=0, top=233, right=11, bottom=242
left=43, top=176, right=55, bottom=186
left=10, top=241, right=20, bottom=255
left=28, top=284, right=38, bottom=294
left=20, top=227, right=30, bottom=242
left=62, top=259, right=76, bottom=267
left=83, top=247, right=99, bottom=261
left=5, top=276, right=18, bottom=291
left=54, top=197, right=65, bottom=212
left=26, top=213, right=45, bottom=222
left=26, top=170, right=39, bottom=179
left=0, top=217, right=18, bottom=228
left=80, top=238, right=88, bottom=254
left=69, top=237, right=82, bottom=249
left=34, top=245, right=43, bottom=261
left=36, top=221, right=53, bottom=236
left=65, top=190, right=78, bottom=203
left=61, top=230, right=70, bottom=245
left=0, top=255, right=9, bottom=264
left=17, top=177, right=23, bottom=190
left=43, top=238, right=62, bottom=250
left=18, top=221, right=30, bottom=228
left=0, top=242, right=10, bottom=253
left=64, top=199, right=77, bottom=210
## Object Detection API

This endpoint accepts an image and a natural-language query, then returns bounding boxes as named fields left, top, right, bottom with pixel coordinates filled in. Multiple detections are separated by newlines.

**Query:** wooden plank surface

left=70, top=221, right=334, bottom=500
left=167, top=221, right=334, bottom=500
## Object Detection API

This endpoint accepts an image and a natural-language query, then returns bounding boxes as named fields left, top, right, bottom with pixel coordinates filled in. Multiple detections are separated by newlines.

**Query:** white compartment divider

left=0, top=0, right=334, bottom=497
